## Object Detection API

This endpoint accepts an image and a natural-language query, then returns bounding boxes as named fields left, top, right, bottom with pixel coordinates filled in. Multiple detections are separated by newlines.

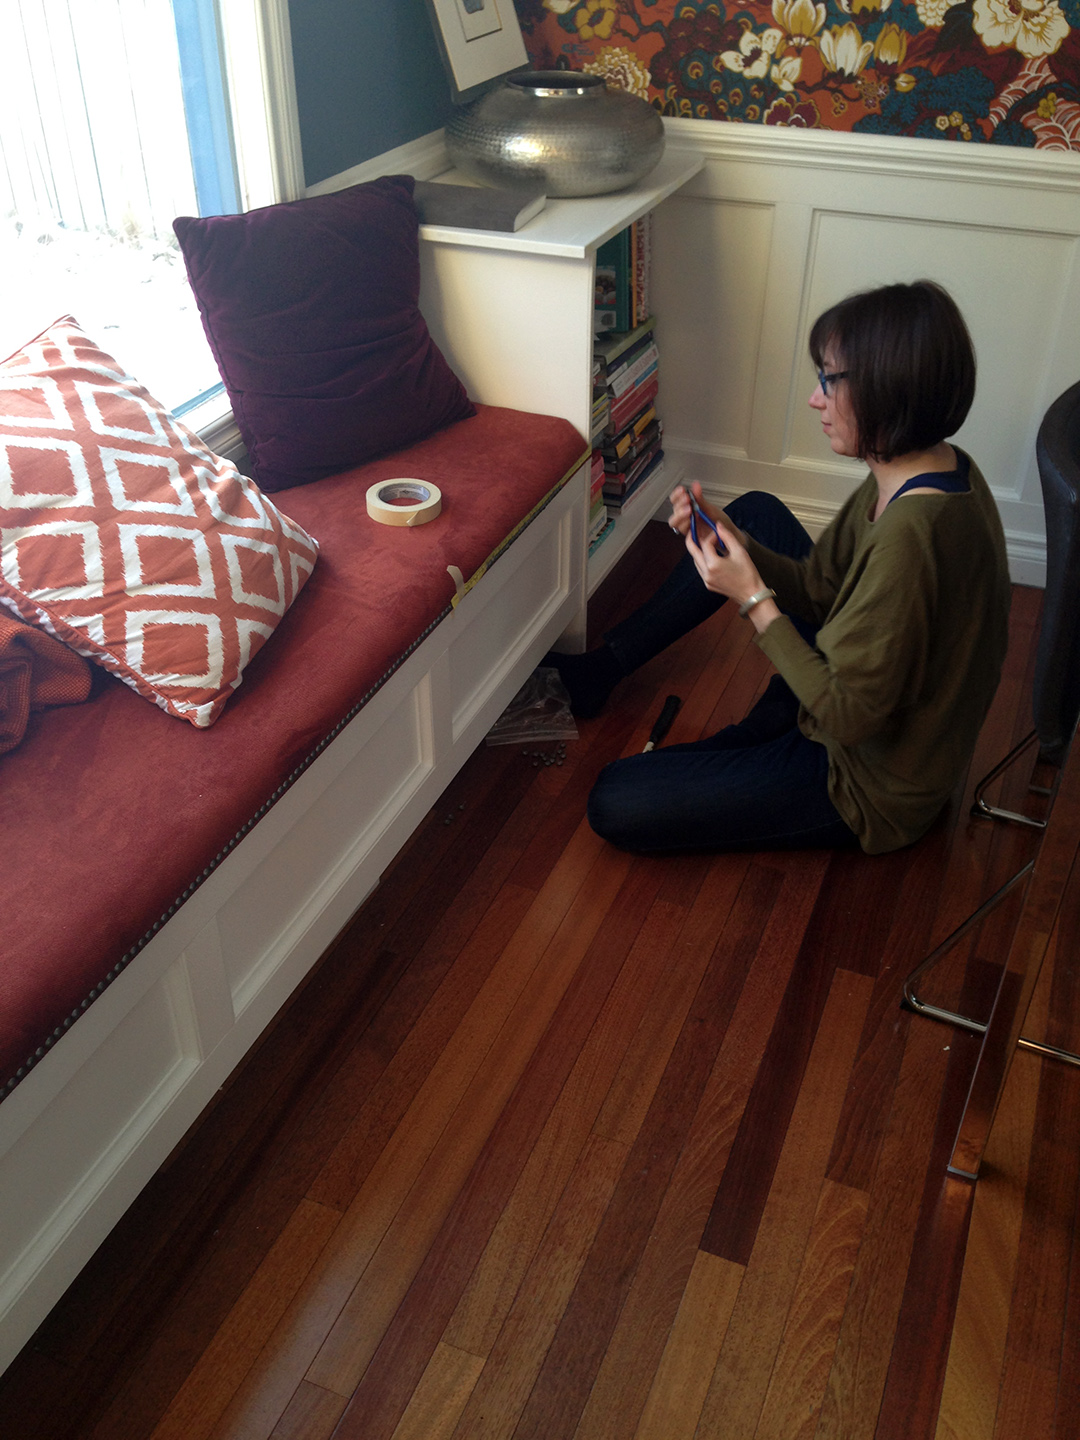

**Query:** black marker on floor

left=643, top=694, right=681, bottom=752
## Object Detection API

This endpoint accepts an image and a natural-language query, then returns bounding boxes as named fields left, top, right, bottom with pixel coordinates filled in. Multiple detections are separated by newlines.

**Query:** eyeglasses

left=817, top=367, right=849, bottom=397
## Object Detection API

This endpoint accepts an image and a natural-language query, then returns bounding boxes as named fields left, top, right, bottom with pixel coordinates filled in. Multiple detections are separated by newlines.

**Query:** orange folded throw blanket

left=0, top=613, right=92, bottom=756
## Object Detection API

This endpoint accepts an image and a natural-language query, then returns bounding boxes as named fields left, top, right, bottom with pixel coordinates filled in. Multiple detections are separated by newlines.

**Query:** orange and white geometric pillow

left=0, top=317, right=319, bottom=728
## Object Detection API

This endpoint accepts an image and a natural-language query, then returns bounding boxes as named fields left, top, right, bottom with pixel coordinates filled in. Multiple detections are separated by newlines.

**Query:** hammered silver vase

left=445, top=71, right=665, bottom=199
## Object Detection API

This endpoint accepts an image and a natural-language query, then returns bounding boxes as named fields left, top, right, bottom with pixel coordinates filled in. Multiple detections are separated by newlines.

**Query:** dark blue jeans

left=587, top=492, right=859, bottom=853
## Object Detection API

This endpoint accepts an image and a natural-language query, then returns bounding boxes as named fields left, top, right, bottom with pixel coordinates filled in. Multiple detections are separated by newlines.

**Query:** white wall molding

left=662, top=116, right=1080, bottom=196
left=305, top=129, right=450, bottom=198
left=651, top=117, right=1080, bottom=589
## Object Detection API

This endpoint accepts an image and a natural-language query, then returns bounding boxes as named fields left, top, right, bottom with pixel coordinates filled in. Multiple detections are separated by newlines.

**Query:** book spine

left=617, top=226, right=632, bottom=333
left=596, top=226, right=633, bottom=334
left=603, top=436, right=663, bottom=496
left=604, top=418, right=662, bottom=473
left=608, top=343, right=659, bottom=399
left=608, top=375, right=659, bottom=435
left=604, top=403, right=658, bottom=460
left=589, top=516, right=616, bottom=556
left=606, top=452, right=665, bottom=513
left=605, top=326, right=653, bottom=376
left=593, top=314, right=654, bottom=368
left=634, top=213, right=651, bottom=328
left=630, top=220, right=640, bottom=333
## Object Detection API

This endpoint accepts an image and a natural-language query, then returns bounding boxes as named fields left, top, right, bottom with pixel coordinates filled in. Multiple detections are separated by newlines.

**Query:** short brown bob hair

left=808, top=280, right=976, bottom=463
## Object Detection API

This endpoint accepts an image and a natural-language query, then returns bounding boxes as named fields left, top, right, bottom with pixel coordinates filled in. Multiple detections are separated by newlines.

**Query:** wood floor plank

left=306, top=837, right=635, bottom=1399
left=0, top=1349, right=74, bottom=1440
left=873, top=1169, right=977, bottom=1440
left=387, top=1343, right=485, bottom=1440
left=754, top=1179, right=869, bottom=1440
left=266, top=1382, right=346, bottom=1440
left=130, top=1201, right=341, bottom=1440
left=336, top=858, right=742, bottom=1440
left=824, top=812, right=963, bottom=1194
left=447, top=1133, right=629, bottom=1440
left=322, top=859, right=665, bottom=1438
left=695, top=969, right=873, bottom=1440
left=1053, top=1203, right=1080, bottom=1440
left=632, top=1250, right=744, bottom=1440
left=590, top=860, right=749, bottom=1151
left=700, top=863, right=860, bottom=1265
left=874, top=903, right=1034, bottom=1440
left=504, top=706, right=639, bottom=895
left=814, top=1015, right=955, bottom=1440
left=574, top=851, right=830, bottom=1440
left=935, top=1048, right=1044, bottom=1440
left=444, top=888, right=698, bottom=1359
left=78, top=790, right=561, bottom=1439
left=306, top=880, right=535, bottom=1212
left=992, top=1060, right=1080, bottom=1433
left=335, top=742, right=533, bottom=969
left=993, top=1358, right=1059, bottom=1440
left=509, top=861, right=787, bottom=1440
left=197, top=824, right=619, bottom=1439
left=797, top=843, right=919, bottom=979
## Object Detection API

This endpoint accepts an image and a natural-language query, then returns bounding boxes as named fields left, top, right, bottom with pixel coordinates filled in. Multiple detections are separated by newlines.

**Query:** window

left=0, top=0, right=302, bottom=434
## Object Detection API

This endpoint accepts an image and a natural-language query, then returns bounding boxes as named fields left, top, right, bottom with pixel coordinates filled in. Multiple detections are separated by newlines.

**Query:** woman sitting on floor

left=551, top=279, right=1011, bottom=855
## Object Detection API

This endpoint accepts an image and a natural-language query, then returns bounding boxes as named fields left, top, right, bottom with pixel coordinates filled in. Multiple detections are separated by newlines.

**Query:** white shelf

left=419, top=149, right=703, bottom=258
left=417, top=144, right=703, bottom=644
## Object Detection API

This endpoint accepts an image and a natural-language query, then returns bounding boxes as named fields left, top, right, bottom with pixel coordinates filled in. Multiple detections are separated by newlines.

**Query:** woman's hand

left=668, top=483, right=749, bottom=547
left=678, top=487, right=781, bottom=633
left=667, top=482, right=696, bottom=538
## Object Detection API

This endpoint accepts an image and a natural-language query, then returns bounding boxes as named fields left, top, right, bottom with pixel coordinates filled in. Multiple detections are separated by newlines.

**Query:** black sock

left=541, top=644, right=624, bottom=718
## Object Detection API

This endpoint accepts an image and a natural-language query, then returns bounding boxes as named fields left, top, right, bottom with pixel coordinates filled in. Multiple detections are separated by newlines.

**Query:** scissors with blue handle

left=686, top=489, right=727, bottom=555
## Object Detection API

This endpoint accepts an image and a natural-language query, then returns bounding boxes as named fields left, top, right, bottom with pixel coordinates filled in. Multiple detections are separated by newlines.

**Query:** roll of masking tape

left=366, top=478, right=442, bottom=528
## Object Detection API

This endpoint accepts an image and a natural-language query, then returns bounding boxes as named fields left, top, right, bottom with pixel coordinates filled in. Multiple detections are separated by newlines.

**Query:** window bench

left=0, top=404, right=588, bottom=1372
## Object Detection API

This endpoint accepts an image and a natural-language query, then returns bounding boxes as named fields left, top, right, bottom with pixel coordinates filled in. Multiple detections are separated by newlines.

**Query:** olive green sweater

left=745, top=453, right=1010, bottom=853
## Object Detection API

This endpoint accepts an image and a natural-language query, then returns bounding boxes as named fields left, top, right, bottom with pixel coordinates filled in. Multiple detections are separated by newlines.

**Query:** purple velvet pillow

left=173, top=175, right=475, bottom=492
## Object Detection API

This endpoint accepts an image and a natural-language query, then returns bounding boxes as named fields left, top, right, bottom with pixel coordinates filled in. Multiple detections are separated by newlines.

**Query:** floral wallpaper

left=513, top=0, right=1080, bottom=148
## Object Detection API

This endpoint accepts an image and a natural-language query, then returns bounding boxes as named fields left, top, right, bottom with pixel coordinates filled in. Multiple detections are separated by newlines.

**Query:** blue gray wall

left=289, top=0, right=454, bottom=187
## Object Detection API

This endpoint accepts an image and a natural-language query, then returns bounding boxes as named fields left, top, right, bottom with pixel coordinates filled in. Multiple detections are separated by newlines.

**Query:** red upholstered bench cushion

left=0, top=405, right=586, bottom=1094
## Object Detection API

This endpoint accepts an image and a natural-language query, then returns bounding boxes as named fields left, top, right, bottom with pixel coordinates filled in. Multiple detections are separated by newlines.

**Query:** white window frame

left=187, top=0, right=305, bottom=454
left=219, top=0, right=304, bottom=213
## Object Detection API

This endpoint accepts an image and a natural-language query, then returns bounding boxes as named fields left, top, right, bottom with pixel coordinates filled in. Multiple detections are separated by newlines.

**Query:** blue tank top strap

left=888, top=450, right=971, bottom=505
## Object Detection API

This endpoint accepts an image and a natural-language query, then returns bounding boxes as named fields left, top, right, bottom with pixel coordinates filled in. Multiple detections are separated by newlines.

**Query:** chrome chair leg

left=901, top=858, right=1080, bottom=1068
left=970, top=728, right=1047, bottom=829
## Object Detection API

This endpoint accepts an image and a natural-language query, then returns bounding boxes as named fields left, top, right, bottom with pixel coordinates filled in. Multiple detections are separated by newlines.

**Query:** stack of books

left=590, top=355, right=610, bottom=442
left=591, top=312, right=665, bottom=542
left=594, top=214, right=652, bottom=334
left=588, top=355, right=613, bottom=553
left=588, top=446, right=610, bottom=553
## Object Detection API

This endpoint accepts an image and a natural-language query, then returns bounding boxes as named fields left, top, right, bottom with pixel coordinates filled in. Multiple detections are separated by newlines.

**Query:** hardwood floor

left=1, top=522, right=1076, bottom=1440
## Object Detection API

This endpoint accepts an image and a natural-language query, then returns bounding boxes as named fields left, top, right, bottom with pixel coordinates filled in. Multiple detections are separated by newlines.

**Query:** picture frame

left=425, top=0, right=529, bottom=102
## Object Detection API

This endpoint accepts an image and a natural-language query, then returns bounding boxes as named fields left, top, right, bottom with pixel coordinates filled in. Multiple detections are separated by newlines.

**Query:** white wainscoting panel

left=654, top=118, right=1080, bottom=584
